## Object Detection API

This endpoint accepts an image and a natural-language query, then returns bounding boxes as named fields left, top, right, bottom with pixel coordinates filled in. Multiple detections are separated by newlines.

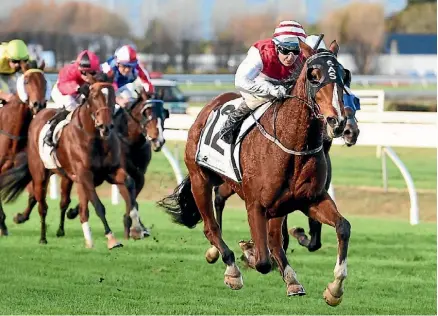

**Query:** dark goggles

left=277, top=45, right=300, bottom=56
left=9, top=59, right=28, bottom=64
left=80, top=70, right=97, bottom=76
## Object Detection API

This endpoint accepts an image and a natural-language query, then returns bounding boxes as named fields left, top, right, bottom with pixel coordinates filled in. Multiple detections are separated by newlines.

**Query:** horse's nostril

left=343, top=129, right=351, bottom=136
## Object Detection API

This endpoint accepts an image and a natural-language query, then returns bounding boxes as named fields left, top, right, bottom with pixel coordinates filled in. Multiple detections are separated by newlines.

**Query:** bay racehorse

left=158, top=40, right=351, bottom=306
left=58, top=87, right=169, bottom=239
left=0, top=82, right=131, bottom=249
left=205, top=106, right=360, bottom=264
left=0, top=61, right=49, bottom=236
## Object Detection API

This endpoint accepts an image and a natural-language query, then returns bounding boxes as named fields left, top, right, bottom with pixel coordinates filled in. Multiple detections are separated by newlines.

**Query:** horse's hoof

left=56, top=229, right=65, bottom=237
left=85, top=241, right=94, bottom=249
left=39, top=239, right=48, bottom=244
left=66, top=207, right=79, bottom=220
left=13, top=213, right=26, bottom=224
left=205, top=246, right=220, bottom=264
left=238, top=240, right=254, bottom=251
left=287, top=284, right=306, bottom=296
left=224, top=274, right=243, bottom=290
left=323, top=286, right=343, bottom=306
left=129, top=227, right=144, bottom=240
left=142, top=228, right=151, bottom=238
left=289, top=227, right=305, bottom=237
left=108, top=242, right=123, bottom=250
left=0, top=229, right=8, bottom=236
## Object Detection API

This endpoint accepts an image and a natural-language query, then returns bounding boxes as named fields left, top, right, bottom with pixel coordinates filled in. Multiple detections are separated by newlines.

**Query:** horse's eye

left=24, top=80, right=29, bottom=85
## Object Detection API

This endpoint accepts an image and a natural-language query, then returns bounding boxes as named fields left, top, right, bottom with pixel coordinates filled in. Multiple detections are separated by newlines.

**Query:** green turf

left=152, top=143, right=436, bottom=190
left=0, top=199, right=435, bottom=315
left=179, top=83, right=437, bottom=92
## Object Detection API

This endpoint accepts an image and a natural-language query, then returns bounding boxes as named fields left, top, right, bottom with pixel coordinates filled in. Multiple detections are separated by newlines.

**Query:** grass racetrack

left=0, top=143, right=436, bottom=315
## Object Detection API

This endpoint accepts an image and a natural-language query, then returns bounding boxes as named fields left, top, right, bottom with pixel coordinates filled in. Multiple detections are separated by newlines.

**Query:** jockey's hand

left=77, top=84, right=90, bottom=98
left=0, top=92, right=13, bottom=103
left=270, top=86, right=287, bottom=99
left=116, top=96, right=130, bottom=108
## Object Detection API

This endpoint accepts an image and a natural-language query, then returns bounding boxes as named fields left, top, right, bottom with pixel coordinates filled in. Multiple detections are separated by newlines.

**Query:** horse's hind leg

left=13, top=184, right=37, bottom=224
left=307, top=192, right=350, bottom=306
left=56, top=177, right=73, bottom=237
left=289, top=216, right=322, bottom=252
left=268, top=217, right=305, bottom=296
left=0, top=200, right=8, bottom=236
left=205, top=184, right=234, bottom=264
left=191, top=173, right=243, bottom=290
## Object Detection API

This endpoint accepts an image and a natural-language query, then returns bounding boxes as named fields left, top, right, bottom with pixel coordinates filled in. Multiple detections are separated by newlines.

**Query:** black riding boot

left=220, top=102, right=252, bottom=144
left=43, top=109, right=70, bottom=147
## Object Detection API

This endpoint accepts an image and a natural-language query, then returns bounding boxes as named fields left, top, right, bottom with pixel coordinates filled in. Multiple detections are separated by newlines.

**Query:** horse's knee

left=336, top=218, right=351, bottom=241
left=60, top=197, right=71, bottom=210
left=255, top=259, right=272, bottom=274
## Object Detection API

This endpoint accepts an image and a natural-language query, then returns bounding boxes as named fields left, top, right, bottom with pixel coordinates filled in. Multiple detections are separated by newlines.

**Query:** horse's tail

left=157, top=175, right=202, bottom=228
left=0, top=152, right=31, bottom=203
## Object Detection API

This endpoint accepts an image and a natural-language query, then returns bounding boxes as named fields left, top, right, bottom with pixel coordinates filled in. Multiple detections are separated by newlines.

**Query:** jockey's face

left=118, top=63, right=132, bottom=76
left=80, top=70, right=97, bottom=83
left=277, top=49, right=298, bottom=67
left=9, top=59, right=24, bottom=72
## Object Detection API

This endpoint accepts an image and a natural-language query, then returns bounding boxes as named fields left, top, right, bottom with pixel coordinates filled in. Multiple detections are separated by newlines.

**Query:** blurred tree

left=386, top=1, right=437, bottom=33
left=0, top=0, right=131, bottom=38
left=321, top=2, right=385, bottom=74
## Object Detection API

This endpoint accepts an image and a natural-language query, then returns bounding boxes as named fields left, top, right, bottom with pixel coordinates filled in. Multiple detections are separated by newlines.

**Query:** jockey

left=101, top=45, right=155, bottom=111
left=0, top=39, right=30, bottom=102
left=220, top=20, right=307, bottom=144
left=305, top=35, right=361, bottom=113
left=44, top=50, right=101, bottom=147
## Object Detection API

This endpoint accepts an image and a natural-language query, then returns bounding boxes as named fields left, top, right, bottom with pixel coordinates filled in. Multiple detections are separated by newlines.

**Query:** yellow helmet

left=6, top=39, right=29, bottom=61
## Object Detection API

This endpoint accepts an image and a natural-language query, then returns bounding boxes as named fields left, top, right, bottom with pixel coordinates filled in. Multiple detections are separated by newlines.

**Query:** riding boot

left=43, top=108, right=70, bottom=147
left=220, top=102, right=252, bottom=144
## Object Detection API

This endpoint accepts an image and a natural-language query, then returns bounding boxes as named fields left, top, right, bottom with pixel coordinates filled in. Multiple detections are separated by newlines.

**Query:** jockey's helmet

left=76, top=50, right=100, bottom=72
left=115, top=45, right=138, bottom=68
left=6, top=39, right=29, bottom=61
left=272, top=20, right=307, bottom=55
left=305, top=35, right=327, bottom=50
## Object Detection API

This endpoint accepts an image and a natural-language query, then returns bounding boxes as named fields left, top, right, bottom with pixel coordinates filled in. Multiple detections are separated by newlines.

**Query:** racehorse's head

left=18, top=61, right=49, bottom=115
left=139, top=89, right=168, bottom=152
left=87, top=82, right=115, bottom=138
left=300, top=40, right=347, bottom=139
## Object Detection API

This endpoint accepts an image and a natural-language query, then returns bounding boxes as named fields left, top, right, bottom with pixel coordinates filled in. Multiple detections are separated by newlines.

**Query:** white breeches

left=240, top=91, right=274, bottom=110
left=50, top=83, right=80, bottom=112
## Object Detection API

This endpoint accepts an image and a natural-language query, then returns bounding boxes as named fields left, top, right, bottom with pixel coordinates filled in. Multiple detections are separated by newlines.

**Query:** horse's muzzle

left=98, top=124, right=112, bottom=139
left=327, top=116, right=346, bottom=138
left=151, top=138, right=165, bottom=152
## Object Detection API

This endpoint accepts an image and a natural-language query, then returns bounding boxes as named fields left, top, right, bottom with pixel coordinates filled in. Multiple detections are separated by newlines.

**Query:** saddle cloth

left=195, top=97, right=272, bottom=182
left=38, top=110, right=76, bottom=169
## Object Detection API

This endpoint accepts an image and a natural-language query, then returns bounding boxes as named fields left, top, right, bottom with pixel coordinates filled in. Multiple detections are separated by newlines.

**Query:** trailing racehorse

left=158, top=40, right=351, bottom=306
left=58, top=87, right=169, bottom=239
left=0, top=82, right=130, bottom=249
left=0, top=61, right=49, bottom=236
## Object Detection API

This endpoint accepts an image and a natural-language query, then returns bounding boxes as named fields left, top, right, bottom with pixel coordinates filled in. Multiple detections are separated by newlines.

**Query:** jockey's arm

left=57, top=66, right=80, bottom=96
left=136, top=64, right=155, bottom=96
left=235, top=46, right=275, bottom=97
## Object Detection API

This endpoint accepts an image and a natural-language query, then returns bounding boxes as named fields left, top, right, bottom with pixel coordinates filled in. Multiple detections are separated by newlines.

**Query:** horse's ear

left=39, top=60, right=45, bottom=71
left=329, top=40, right=340, bottom=57
left=299, top=39, right=314, bottom=58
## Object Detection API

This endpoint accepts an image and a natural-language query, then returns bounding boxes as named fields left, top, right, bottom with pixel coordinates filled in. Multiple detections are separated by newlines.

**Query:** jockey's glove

left=77, top=84, right=90, bottom=98
left=270, top=85, right=287, bottom=99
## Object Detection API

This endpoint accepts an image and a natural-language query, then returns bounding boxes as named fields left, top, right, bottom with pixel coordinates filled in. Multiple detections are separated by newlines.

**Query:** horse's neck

left=76, top=104, right=95, bottom=134
left=274, top=78, right=322, bottom=152
left=125, top=104, right=144, bottom=141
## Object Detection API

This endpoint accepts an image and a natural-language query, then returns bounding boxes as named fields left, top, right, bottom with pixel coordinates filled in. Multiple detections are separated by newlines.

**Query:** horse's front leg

left=110, top=167, right=145, bottom=240
left=78, top=169, right=122, bottom=250
left=0, top=200, right=7, bottom=236
left=268, top=217, right=305, bottom=296
left=307, top=192, right=351, bottom=307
